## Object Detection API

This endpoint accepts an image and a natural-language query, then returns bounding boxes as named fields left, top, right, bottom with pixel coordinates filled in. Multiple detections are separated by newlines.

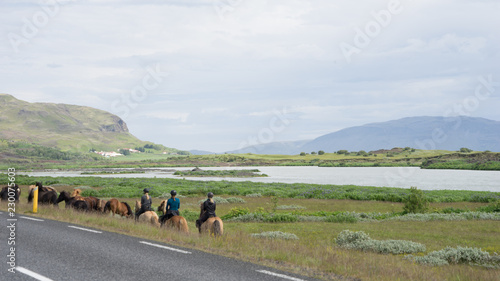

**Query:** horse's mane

left=71, top=189, right=82, bottom=197
left=160, top=200, right=167, bottom=214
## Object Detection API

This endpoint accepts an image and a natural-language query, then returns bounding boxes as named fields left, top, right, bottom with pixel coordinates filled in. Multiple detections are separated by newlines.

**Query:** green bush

left=476, top=200, right=500, bottom=213
left=180, top=209, right=199, bottom=221
left=265, top=213, right=298, bottom=223
left=325, top=212, right=358, bottom=223
left=81, top=189, right=98, bottom=197
left=403, top=187, right=429, bottom=214
left=440, top=207, right=466, bottom=214
left=221, top=207, right=250, bottom=220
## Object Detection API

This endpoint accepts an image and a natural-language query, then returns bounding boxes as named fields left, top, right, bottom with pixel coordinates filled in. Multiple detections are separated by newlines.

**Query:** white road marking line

left=68, top=225, right=102, bottom=233
left=20, top=216, right=45, bottom=222
left=256, top=270, right=306, bottom=281
left=16, top=266, right=54, bottom=281
left=139, top=241, right=191, bottom=254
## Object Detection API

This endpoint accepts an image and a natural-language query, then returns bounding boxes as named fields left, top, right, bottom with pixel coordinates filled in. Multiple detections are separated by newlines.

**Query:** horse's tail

left=123, top=202, right=133, bottom=218
left=152, top=213, right=160, bottom=227
left=103, top=200, right=111, bottom=213
left=180, top=217, right=189, bottom=233
left=213, top=219, right=222, bottom=237
left=51, top=191, right=58, bottom=205
left=27, top=189, right=33, bottom=203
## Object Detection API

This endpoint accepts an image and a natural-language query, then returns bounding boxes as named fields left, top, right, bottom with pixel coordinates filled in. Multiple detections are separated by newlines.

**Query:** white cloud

left=138, top=111, right=190, bottom=122
left=0, top=0, right=498, bottom=152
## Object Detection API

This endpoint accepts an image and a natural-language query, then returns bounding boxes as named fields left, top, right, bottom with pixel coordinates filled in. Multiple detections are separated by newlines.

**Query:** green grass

left=9, top=174, right=500, bottom=204
left=2, top=185, right=499, bottom=281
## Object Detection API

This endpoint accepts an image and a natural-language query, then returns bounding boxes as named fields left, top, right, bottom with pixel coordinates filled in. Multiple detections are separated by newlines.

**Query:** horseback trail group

left=0, top=182, right=223, bottom=236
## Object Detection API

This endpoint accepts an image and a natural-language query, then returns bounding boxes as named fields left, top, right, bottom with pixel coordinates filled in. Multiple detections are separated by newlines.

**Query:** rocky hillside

left=0, top=93, right=150, bottom=151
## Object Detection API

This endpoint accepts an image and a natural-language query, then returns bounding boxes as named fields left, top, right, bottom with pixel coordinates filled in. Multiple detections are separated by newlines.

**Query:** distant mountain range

left=201, top=116, right=500, bottom=155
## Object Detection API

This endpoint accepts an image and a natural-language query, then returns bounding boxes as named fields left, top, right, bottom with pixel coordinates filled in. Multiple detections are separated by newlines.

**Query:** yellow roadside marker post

left=33, top=186, right=38, bottom=213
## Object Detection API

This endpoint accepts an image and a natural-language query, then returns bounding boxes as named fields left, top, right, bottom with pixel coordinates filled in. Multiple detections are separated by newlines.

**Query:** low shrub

left=403, top=186, right=429, bottom=214
left=265, top=213, right=298, bottom=223
left=440, top=207, right=467, bottom=214
left=226, top=197, right=246, bottom=203
left=335, top=230, right=426, bottom=255
left=81, top=189, right=98, bottom=197
left=476, top=200, right=500, bottom=213
left=220, top=207, right=250, bottom=220
left=276, top=205, right=306, bottom=210
left=325, top=212, right=358, bottom=223
left=180, top=209, right=199, bottom=221
left=406, top=246, right=500, bottom=268
left=386, top=212, right=500, bottom=222
left=245, top=193, right=262, bottom=197
left=198, top=197, right=228, bottom=204
left=251, top=231, right=299, bottom=240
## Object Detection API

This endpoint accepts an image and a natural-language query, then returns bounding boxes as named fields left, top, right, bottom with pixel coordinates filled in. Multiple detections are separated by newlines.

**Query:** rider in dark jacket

left=196, top=192, right=216, bottom=230
left=135, top=188, right=153, bottom=220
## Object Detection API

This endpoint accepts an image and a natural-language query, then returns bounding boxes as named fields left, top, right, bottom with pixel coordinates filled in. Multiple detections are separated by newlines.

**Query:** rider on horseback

left=196, top=192, right=216, bottom=230
left=160, top=190, right=180, bottom=224
left=135, top=188, right=153, bottom=221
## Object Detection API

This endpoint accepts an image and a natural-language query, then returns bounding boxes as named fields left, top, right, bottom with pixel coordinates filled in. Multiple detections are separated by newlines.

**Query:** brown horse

left=56, top=191, right=97, bottom=212
left=163, top=216, right=189, bottom=233
left=134, top=201, right=160, bottom=227
left=97, top=199, right=108, bottom=212
left=103, top=198, right=133, bottom=218
left=198, top=217, right=223, bottom=237
left=157, top=199, right=189, bottom=233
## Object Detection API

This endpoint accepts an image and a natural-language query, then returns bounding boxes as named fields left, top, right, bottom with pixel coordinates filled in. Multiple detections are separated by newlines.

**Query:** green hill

left=0, top=93, right=167, bottom=152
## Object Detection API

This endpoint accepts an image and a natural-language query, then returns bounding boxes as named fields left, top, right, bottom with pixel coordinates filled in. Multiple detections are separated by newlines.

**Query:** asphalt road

left=0, top=211, right=319, bottom=281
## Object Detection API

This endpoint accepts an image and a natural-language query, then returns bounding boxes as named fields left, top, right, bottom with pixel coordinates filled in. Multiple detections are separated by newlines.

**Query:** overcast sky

left=1, top=0, right=499, bottom=152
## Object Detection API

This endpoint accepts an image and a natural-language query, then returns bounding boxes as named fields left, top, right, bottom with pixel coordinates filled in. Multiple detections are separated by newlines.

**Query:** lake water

left=18, top=166, right=500, bottom=192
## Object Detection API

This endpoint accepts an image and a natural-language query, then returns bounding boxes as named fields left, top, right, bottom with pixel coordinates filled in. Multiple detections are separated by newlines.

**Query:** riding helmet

left=143, top=188, right=149, bottom=193
left=170, top=190, right=177, bottom=196
left=207, top=192, right=214, bottom=198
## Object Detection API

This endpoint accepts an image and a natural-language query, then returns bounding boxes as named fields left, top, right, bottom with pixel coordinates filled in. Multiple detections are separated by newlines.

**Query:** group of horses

left=2, top=182, right=223, bottom=236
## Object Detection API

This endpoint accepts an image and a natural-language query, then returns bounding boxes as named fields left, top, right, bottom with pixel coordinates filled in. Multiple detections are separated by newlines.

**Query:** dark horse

left=56, top=191, right=89, bottom=211
left=103, top=198, right=133, bottom=218
left=0, top=184, right=21, bottom=202
left=27, top=186, right=58, bottom=206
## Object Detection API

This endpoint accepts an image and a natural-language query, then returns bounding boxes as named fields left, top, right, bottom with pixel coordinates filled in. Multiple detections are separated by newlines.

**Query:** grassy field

left=2, top=183, right=499, bottom=281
